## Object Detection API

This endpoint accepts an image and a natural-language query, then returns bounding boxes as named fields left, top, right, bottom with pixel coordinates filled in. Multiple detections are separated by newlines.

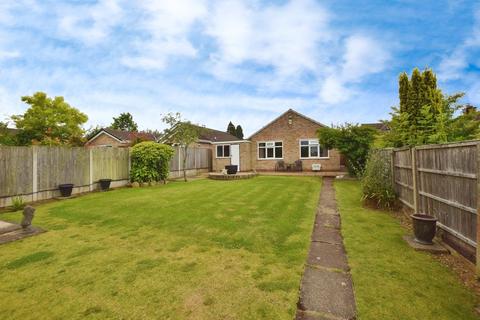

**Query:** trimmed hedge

left=130, top=142, right=175, bottom=183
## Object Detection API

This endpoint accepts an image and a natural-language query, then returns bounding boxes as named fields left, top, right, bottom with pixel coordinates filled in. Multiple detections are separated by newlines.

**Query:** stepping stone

left=318, top=206, right=338, bottom=216
left=311, top=225, right=343, bottom=245
left=315, top=214, right=340, bottom=229
left=0, top=221, right=21, bottom=235
left=295, top=310, right=335, bottom=320
left=298, top=267, right=356, bottom=320
left=307, top=242, right=349, bottom=271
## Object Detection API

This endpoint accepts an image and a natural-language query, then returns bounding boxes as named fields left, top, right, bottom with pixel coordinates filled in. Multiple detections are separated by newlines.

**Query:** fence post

left=32, top=146, right=38, bottom=202
left=128, top=147, right=131, bottom=180
left=390, top=149, right=395, bottom=189
left=89, top=148, right=93, bottom=191
left=411, top=147, right=419, bottom=213
left=178, top=146, right=182, bottom=171
left=476, top=142, right=480, bottom=276
left=194, top=147, right=197, bottom=169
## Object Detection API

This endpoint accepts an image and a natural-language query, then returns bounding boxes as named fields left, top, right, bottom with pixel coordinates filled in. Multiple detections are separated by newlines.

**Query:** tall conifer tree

left=227, top=121, right=236, bottom=136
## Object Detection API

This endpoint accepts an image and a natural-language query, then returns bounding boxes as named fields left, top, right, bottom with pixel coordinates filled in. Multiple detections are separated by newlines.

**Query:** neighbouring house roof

left=361, top=122, right=390, bottom=132
left=5, top=128, right=19, bottom=136
left=248, top=108, right=328, bottom=139
left=194, top=125, right=242, bottom=143
left=87, top=128, right=156, bottom=145
left=160, top=123, right=243, bottom=144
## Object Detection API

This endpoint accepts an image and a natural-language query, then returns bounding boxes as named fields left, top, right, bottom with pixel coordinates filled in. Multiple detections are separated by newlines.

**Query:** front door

left=230, top=144, right=240, bottom=171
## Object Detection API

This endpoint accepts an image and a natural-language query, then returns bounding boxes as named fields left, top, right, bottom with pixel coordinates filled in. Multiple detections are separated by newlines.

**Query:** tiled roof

left=101, top=128, right=156, bottom=142
left=193, top=125, right=241, bottom=142
left=248, top=109, right=327, bottom=139
left=161, top=123, right=242, bottom=143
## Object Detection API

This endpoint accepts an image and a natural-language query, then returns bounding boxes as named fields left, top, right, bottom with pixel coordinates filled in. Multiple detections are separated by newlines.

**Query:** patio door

left=231, top=144, right=240, bottom=171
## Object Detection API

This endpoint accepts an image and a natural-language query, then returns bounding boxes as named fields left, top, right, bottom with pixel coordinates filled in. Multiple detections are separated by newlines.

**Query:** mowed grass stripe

left=0, top=176, right=321, bottom=320
left=335, top=180, right=478, bottom=320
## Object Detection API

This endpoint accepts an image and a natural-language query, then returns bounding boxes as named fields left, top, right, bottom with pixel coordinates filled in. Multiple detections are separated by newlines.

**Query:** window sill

left=299, top=157, right=330, bottom=160
left=216, top=157, right=231, bottom=159
left=257, top=158, right=284, bottom=161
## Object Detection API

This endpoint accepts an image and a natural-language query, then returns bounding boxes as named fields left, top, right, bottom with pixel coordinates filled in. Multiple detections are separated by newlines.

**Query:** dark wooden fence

left=386, top=141, right=479, bottom=266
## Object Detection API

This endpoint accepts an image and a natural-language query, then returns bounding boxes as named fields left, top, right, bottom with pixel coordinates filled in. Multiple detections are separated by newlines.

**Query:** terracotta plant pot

left=411, top=213, right=437, bottom=245
left=58, top=184, right=74, bottom=197
left=99, top=179, right=112, bottom=191
left=225, top=165, right=238, bottom=174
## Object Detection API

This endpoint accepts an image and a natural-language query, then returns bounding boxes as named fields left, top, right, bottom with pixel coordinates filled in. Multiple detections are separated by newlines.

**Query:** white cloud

left=320, top=34, right=390, bottom=104
left=121, top=0, right=207, bottom=69
left=438, top=8, right=480, bottom=80
left=205, top=0, right=331, bottom=79
left=58, top=0, right=123, bottom=45
left=0, top=50, right=20, bottom=60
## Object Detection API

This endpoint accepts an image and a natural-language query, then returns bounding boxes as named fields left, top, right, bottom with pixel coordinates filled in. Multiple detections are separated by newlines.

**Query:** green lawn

left=335, top=180, right=478, bottom=320
left=0, top=176, right=321, bottom=320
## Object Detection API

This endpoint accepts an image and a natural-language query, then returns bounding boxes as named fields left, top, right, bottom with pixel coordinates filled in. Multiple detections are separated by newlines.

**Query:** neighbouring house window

left=216, top=145, right=230, bottom=158
left=300, top=139, right=328, bottom=158
left=258, top=141, right=283, bottom=159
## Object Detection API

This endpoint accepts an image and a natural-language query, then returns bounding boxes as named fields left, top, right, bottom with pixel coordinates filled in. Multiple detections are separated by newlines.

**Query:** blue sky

left=0, top=0, right=479, bottom=136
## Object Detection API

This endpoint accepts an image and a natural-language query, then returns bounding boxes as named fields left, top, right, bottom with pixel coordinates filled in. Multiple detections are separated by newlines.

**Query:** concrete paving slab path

left=296, top=177, right=356, bottom=320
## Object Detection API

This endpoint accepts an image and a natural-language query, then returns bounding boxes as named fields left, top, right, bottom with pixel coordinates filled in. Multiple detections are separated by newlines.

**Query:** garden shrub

left=361, top=149, right=396, bottom=209
left=11, top=196, right=26, bottom=211
left=130, top=142, right=175, bottom=183
left=318, top=124, right=376, bottom=176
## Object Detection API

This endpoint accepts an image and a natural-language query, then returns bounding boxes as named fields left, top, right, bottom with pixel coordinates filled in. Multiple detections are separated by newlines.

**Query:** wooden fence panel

left=169, top=146, right=212, bottom=172
left=170, top=147, right=181, bottom=172
left=0, top=146, right=33, bottom=197
left=0, top=145, right=211, bottom=207
left=416, top=143, right=477, bottom=245
left=92, top=147, right=130, bottom=182
left=393, top=148, right=414, bottom=209
left=36, top=146, right=90, bottom=191
left=196, top=148, right=211, bottom=169
left=391, top=141, right=478, bottom=249
left=186, top=148, right=196, bottom=169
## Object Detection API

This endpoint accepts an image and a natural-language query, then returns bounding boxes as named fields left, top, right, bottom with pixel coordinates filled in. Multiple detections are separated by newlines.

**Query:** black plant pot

left=411, top=214, right=437, bottom=245
left=99, top=179, right=112, bottom=191
left=225, top=165, right=238, bottom=175
left=58, top=184, right=74, bottom=197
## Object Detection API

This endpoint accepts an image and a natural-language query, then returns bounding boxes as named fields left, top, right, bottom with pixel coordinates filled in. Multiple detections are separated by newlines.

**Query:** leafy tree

left=227, top=121, right=236, bottom=136
left=382, top=68, right=479, bottom=147
left=11, top=92, right=88, bottom=146
left=398, top=72, right=409, bottom=113
left=130, top=141, right=174, bottom=184
left=0, top=121, right=17, bottom=145
left=318, top=124, right=376, bottom=176
left=111, top=112, right=138, bottom=132
left=162, top=112, right=202, bottom=182
left=235, top=125, right=244, bottom=139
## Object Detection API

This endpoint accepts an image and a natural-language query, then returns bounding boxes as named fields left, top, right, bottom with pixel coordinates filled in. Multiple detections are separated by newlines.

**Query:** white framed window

left=258, top=141, right=283, bottom=159
left=299, top=139, right=329, bottom=159
left=216, top=144, right=230, bottom=158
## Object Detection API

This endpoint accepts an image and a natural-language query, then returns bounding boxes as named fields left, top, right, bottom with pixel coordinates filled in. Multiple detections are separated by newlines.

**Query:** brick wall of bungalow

left=249, top=110, right=342, bottom=171
left=85, top=133, right=129, bottom=148
left=211, top=142, right=252, bottom=172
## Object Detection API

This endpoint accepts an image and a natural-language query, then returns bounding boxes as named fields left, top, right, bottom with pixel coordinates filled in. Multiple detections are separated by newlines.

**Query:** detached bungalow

left=85, top=128, right=156, bottom=148
left=207, top=109, right=343, bottom=172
